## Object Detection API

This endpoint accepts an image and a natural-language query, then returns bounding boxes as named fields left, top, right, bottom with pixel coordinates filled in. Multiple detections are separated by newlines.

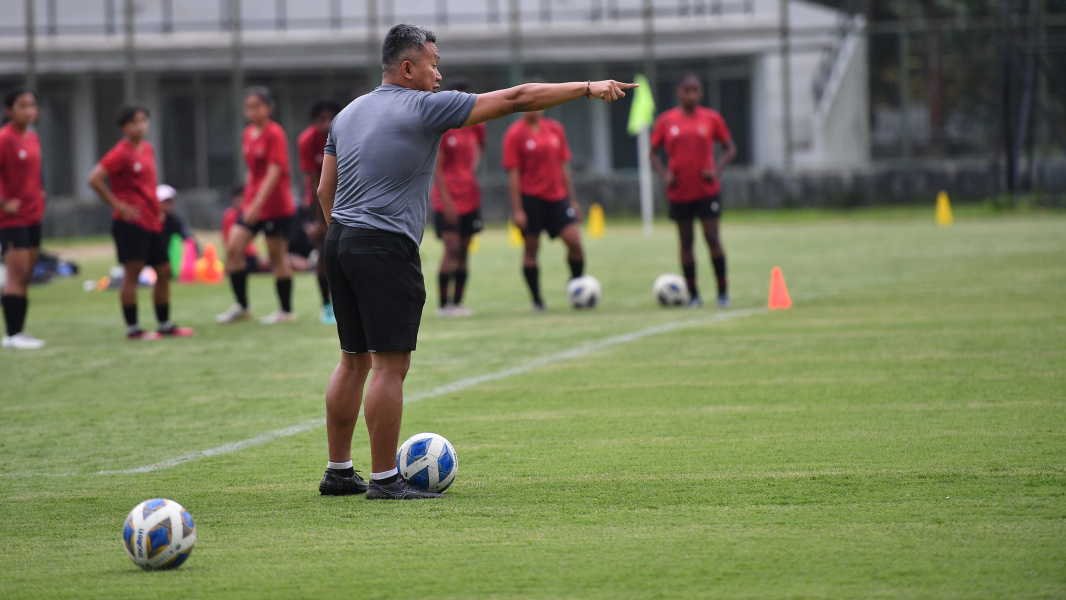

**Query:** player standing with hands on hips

left=316, top=23, right=635, bottom=500
left=0, top=88, right=46, bottom=349
left=89, top=104, right=194, bottom=340
left=651, top=74, right=737, bottom=308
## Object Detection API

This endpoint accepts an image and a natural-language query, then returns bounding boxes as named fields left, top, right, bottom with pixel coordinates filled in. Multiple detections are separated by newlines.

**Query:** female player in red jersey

left=0, top=88, right=46, bottom=349
left=88, top=104, right=194, bottom=340
left=297, top=98, right=342, bottom=325
left=651, top=73, right=737, bottom=308
left=216, top=86, right=297, bottom=325
left=431, top=79, right=485, bottom=317
left=503, top=108, right=585, bottom=312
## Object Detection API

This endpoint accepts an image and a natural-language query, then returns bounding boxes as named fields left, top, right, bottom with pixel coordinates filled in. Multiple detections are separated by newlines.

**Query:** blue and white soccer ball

left=566, top=275, right=602, bottom=309
left=122, top=498, right=196, bottom=571
left=397, top=432, right=458, bottom=493
left=653, top=273, right=690, bottom=306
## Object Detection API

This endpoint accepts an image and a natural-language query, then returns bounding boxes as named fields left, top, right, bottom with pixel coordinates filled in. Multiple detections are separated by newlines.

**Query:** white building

left=0, top=0, right=868, bottom=200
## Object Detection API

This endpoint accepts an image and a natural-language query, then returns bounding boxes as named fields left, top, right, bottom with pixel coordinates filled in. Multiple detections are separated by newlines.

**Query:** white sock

left=370, top=468, right=398, bottom=480
left=327, top=460, right=353, bottom=470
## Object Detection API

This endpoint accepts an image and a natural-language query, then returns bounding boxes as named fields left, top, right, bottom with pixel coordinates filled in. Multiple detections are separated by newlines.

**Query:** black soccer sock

left=276, top=278, right=293, bottom=313
left=523, top=266, right=543, bottom=306
left=373, top=474, right=399, bottom=485
left=438, top=271, right=452, bottom=308
left=154, top=303, right=170, bottom=325
left=122, top=304, right=138, bottom=328
left=712, top=255, right=727, bottom=296
left=230, top=270, right=249, bottom=309
left=568, top=258, right=584, bottom=279
left=682, top=262, right=699, bottom=299
left=453, top=269, right=468, bottom=306
left=2, top=294, right=27, bottom=336
left=317, top=274, right=331, bottom=306
left=328, top=467, right=355, bottom=477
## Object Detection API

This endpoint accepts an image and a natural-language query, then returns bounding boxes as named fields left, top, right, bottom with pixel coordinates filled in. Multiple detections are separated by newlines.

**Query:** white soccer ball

left=566, top=275, right=602, bottom=309
left=653, top=273, right=690, bottom=306
left=397, top=432, right=458, bottom=493
left=122, top=498, right=196, bottom=571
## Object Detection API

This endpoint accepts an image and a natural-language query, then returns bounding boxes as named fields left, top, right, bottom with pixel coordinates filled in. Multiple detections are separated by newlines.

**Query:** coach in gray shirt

left=316, top=23, right=635, bottom=500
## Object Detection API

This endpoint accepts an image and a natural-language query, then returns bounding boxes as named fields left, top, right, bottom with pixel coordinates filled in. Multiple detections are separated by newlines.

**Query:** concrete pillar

left=140, top=73, right=164, bottom=182
left=588, top=64, right=612, bottom=174
left=72, top=74, right=98, bottom=198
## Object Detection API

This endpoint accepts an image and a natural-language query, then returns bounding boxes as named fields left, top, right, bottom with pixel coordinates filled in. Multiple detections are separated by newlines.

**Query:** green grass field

left=1, top=207, right=1064, bottom=599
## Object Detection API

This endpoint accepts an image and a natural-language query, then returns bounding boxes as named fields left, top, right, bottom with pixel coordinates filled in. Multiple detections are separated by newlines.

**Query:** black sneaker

left=365, top=478, right=444, bottom=500
left=319, top=469, right=368, bottom=496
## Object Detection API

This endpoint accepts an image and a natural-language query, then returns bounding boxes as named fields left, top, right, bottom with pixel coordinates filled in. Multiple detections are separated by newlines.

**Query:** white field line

left=1, top=307, right=766, bottom=478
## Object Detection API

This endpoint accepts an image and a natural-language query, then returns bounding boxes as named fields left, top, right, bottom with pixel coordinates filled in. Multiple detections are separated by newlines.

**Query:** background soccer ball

left=397, top=432, right=458, bottom=493
left=566, top=275, right=602, bottom=309
left=122, top=498, right=196, bottom=571
left=653, top=273, right=690, bottom=306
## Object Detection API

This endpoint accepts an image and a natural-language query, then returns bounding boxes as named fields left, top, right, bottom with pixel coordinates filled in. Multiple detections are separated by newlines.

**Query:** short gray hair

left=381, top=24, right=436, bottom=73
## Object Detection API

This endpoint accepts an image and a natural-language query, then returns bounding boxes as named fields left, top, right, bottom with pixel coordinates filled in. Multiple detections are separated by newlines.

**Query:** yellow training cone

left=468, top=234, right=480, bottom=254
left=508, top=220, right=524, bottom=247
left=936, top=191, right=953, bottom=227
left=588, top=202, right=606, bottom=239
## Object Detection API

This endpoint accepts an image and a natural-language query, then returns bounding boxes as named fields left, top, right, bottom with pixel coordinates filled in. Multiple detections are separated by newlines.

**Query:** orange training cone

left=200, top=243, right=225, bottom=284
left=768, top=267, right=792, bottom=310
left=178, top=238, right=198, bottom=283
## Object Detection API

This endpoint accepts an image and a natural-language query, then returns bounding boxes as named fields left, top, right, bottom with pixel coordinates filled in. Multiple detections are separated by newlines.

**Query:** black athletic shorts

left=434, top=209, right=484, bottom=239
left=668, top=195, right=722, bottom=222
left=521, top=195, right=577, bottom=239
left=112, top=220, right=169, bottom=266
left=236, top=214, right=293, bottom=239
left=324, top=223, right=426, bottom=354
left=0, top=224, right=42, bottom=255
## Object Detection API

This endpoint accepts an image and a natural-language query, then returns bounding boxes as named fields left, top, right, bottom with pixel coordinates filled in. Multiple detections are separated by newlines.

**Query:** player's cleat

left=687, top=296, right=703, bottom=308
left=532, top=302, right=547, bottom=314
left=319, top=469, right=368, bottom=496
left=365, top=478, right=444, bottom=500
left=449, top=305, right=474, bottom=317
left=215, top=304, right=252, bottom=323
left=320, top=303, right=336, bottom=325
left=435, top=305, right=454, bottom=317
left=127, top=328, right=163, bottom=341
left=259, top=310, right=297, bottom=325
left=716, top=294, right=731, bottom=308
left=2, top=332, right=45, bottom=350
left=159, top=324, right=195, bottom=337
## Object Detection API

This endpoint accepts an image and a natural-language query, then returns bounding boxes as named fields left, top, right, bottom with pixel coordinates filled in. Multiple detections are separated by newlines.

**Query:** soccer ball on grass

left=653, top=273, right=690, bottom=306
left=122, top=498, right=196, bottom=571
left=566, top=275, right=602, bottom=309
left=397, top=432, right=458, bottom=493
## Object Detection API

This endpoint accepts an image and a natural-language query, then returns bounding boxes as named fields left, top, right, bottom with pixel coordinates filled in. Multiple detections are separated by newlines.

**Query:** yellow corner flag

left=936, top=191, right=953, bottom=227
left=588, top=203, right=606, bottom=239
left=627, top=74, right=656, bottom=136
left=508, top=220, right=524, bottom=247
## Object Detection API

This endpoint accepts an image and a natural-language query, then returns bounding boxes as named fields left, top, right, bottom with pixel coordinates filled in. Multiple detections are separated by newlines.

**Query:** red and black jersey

left=297, top=125, right=328, bottom=207
left=651, top=106, right=732, bottom=202
left=0, top=123, right=45, bottom=228
left=99, top=138, right=162, bottom=233
left=431, top=123, right=485, bottom=215
left=502, top=118, right=572, bottom=202
left=242, top=120, right=295, bottom=220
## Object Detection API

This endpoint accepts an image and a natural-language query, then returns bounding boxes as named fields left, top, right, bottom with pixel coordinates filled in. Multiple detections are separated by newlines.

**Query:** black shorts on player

left=521, top=195, right=577, bottom=239
left=0, top=224, right=42, bottom=256
left=433, top=209, right=484, bottom=239
left=324, top=223, right=426, bottom=354
left=111, top=220, right=168, bottom=266
left=668, top=195, right=722, bottom=222
left=236, top=214, right=293, bottom=239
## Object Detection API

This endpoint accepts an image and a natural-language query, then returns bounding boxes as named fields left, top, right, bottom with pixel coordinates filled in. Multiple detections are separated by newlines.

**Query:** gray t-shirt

left=324, top=84, right=477, bottom=244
